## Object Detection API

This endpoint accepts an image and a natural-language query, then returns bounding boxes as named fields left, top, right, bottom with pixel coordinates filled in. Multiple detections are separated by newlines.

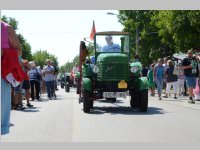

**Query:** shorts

left=185, top=76, right=197, bottom=88
left=22, top=80, right=30, bottom=89
left=14, top=84, right=22, bottom=94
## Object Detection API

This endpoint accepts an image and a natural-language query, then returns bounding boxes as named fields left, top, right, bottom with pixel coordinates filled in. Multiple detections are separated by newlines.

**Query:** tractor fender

left=82, top=78, right=92, bottom=92
left=137, top=77, right=149, bottom=91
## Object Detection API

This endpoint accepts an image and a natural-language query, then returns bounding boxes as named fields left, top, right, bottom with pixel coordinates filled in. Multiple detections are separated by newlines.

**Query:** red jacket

left=1, top=48, right=26, bottom=83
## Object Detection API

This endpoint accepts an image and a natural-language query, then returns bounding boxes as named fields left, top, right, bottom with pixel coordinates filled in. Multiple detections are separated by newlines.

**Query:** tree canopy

left=32, top=50, right=59, bottom=68
left=1, top=15, right=33, bottom=61
left=118, top=10, right=200, bottom=65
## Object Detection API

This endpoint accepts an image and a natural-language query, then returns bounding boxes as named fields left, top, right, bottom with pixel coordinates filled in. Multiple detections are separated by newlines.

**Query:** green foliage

left=17, top=34, right=32, bottom=60
left=1, top=15, right=18, bottom=30
left=1, top=15, right=33, bottom=60
left=32, top=50, right=58, bottom=68
left=118, top=10, right=200, bottom=65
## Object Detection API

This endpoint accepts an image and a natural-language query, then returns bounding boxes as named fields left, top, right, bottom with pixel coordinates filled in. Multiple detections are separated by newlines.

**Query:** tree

left=17, top=34, right=32, bottom=60
left=1, top=15, right=18, bottom=30
left=118, top=10, right=162, bottom=65
left=1, top=15, right=33, bottom=60
left=155, top=10, right=200, bottom=52
left=32, top=50, right=58, bottom=68
left=118, top=10, right=200, bottom=65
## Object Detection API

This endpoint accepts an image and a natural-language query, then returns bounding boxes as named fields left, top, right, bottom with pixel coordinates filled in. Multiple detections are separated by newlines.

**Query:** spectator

left=1, top=20, right=23, bottom=135
left=36, top=65, right=42, bottom=97
left=28, top=61, right=41, bottom=101
left=41, top=65, right=47, bottom=94
left=154, top=58, right=165, bottom=100
left=165, top=60, right=178, bottom=99
left=147, top=63, right=155, bottom=96
left=43, top=59, right=55, bottom=100
left=13, top=85, right=25, bottom=110
left=177, top=60, right=185, bottom=96
left=51, top=61, right=59, bottom=91
left=193, top=55, right=200, bottom=101
left=12, top=49, right=26, bottom=110
left=163, top=57, right=169, bottom=98
left=22, top=59, right=33, bottom=107
left=181, top=50, right=199, bottom=104
left=142, top=65, right=148, bottom=77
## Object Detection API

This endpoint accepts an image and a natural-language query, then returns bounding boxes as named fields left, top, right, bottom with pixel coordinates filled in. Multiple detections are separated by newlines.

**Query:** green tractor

left=77, top=31, right=149, bottom=113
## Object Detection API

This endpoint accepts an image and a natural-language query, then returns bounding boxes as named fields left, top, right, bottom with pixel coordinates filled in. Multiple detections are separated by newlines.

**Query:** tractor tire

left=139, top=89, right=148, bottom=112
left=83, top=90, right=91, bottom=113
left=130, top=91, right=140, bottom=109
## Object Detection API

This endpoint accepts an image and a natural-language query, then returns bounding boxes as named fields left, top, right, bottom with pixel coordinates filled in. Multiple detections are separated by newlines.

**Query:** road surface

left=1, top=88, right=200, bottom=142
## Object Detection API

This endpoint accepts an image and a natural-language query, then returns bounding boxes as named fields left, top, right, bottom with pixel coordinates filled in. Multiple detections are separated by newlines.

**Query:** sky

left=1, top=10, right=124, bottom=66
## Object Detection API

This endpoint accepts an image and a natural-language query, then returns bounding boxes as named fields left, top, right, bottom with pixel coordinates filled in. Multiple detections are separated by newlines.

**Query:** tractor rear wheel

left=130, top=91, right=140, bottom=109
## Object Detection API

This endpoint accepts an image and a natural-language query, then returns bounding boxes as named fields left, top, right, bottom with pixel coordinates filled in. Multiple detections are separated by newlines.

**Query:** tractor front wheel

left=139, top=89, right=148, bottom=112
left=83, top=90, right=91, bottom=113
left=130, top=91, right=140, bottom=109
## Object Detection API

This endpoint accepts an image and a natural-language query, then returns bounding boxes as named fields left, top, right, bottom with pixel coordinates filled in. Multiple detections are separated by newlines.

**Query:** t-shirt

left=182, top=57, right=199, bottom=77
left=154, top=65, right=165, bottom=79
left=28, top=67, right=40, bottom=81
left=43, top=65, right=55, bottom=81
left=147, top=68, right=153, bottom=82
left=102, top=44, right=121, bottom=52
left=166, top=67, right=178, bottom=82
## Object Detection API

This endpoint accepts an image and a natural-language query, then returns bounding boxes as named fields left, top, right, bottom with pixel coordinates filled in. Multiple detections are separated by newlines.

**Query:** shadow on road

left=89, top=106, right=165, bottom=115
left=22, top=107, right=40, bottom=113
left=10, top=123, right=14, bottom=127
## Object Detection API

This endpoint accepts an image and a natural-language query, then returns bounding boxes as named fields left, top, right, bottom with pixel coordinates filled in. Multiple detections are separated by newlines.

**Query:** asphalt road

left=1, top=87, right=200, bottom=142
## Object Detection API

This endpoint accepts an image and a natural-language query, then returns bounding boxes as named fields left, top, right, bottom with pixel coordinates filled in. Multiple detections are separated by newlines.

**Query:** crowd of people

left=11, top=59, right=59, bottom=111
left=145, top=49, right=200, bottom=104
left=1, top=21, right=59, bottom=135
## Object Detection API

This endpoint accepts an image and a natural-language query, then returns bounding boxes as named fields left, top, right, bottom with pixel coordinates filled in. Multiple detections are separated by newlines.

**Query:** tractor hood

left=96, top=53, right=129, bottom=81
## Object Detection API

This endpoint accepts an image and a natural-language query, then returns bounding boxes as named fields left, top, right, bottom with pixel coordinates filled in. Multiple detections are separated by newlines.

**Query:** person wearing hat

left=43, top=59, right=55, bottom=100
left=181, top=50, right=199, bottom=104
left=101, top=35, right=121, bottom=52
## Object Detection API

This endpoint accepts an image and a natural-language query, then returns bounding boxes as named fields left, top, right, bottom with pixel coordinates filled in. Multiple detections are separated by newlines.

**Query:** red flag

left=90, top=20, right=96, bottom=41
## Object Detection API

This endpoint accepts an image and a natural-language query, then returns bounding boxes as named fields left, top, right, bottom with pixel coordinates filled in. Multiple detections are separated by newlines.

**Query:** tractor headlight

left=130, top=66, right=139, bottom=73
left=93, top=65, right=99, bottom=73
